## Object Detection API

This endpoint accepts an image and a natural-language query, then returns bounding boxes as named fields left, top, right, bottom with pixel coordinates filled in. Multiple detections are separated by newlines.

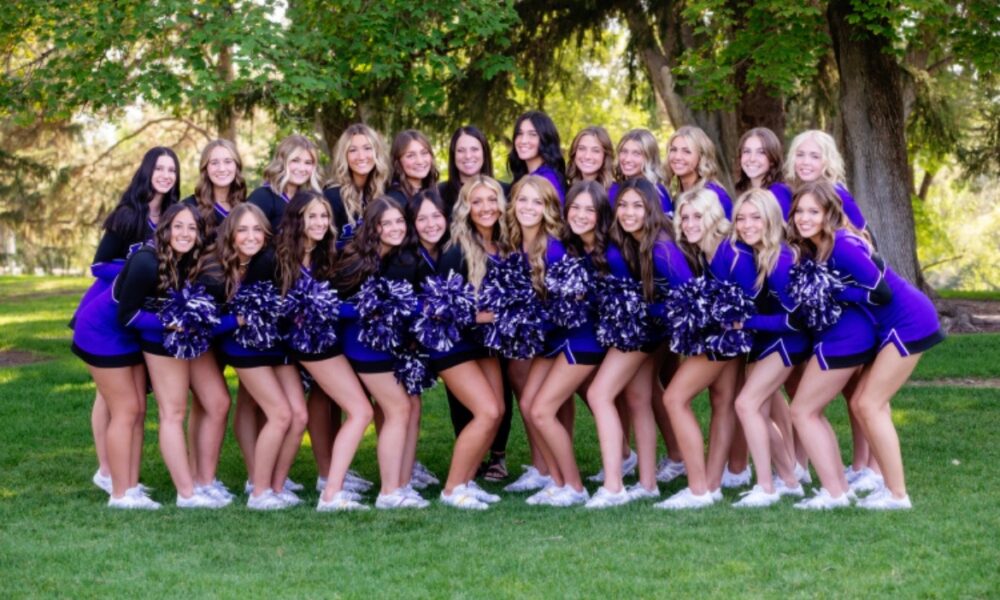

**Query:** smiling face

left=205, top=145, right=237, bottom=190
left=668, top=135, right=699, bottom=181
left=415, top=198, right=446, bottom=247
left=286, top=148, right=317, bottom=187
left=679, top=202, right=705, bottom=244
left=792, top=192, right=824, bottom=241
left=566, top=192, right=597, bottom=237
left=616, top=189, right=646, bottom=236
left=514, top=183, right=544, bottom=229
left=234, top=211, right=266, bottom=262
left=151, top=154, right=178, bottom=197
left=454, top=133, right=485, bottom=179
left=740, top=135, right=771, bottom=187
left=468, top=183, right=500, bottom=231
left=514, top=119, right=540, bottom=162
left=573, top=134, right=605, bottom=180
left=734, top=200, right=764, bottom=246
left=618, top=140, right=645, bottom=178
left=346, top=133, right=375, bottom=179
left=169, top=208, right=198, bottom=254
left=401, top=139, right=432, bottom=184
left=377, top=207, right=407, bottom=250
left=793, top=138, right=824, bottom=183
left=303, top=199, right=331, bottom=244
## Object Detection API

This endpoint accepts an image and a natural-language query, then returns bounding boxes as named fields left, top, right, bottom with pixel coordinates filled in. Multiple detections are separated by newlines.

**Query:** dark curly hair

left=153, top=204, right=204, bottom=294
left=332, top=196, right=409, bottom=292
left=275, top=190, right=338, bottom=295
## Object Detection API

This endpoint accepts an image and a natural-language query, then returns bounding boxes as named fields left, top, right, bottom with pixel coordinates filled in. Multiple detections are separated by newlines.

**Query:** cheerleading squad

left=71, top=111, right=943, bottom=512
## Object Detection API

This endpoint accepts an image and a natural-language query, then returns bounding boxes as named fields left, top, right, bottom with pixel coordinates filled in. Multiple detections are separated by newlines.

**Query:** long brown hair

left=506, top=175, right=565, bottom=296
left=209, top=203, right=272, bottom=300
left=193, top=139, right=247, bottom=228
left=275, top=191, right=338, bottom=294
left=609, top=178, right=673, bottom=301
left=332, top=196, right=407, bottom=292
left=786, top=180, right=868, bottom=263
left=153, top=204, right=205, bottom=294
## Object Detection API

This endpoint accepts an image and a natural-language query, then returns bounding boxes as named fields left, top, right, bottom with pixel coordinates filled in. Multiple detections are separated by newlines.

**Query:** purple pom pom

left=282, top=275, right=341, bottom=354
left=355, top=276, right=418, bottom=352
left=159, top=283, right=220, bottom=359
left=594, top=274, right=648, bottom=351
left=391, top=348, right=435, bottom=395
left=545, top=255, right=592, bottom=329
left=665, top=277, right=715, bottom=356
left=704, top=280, right=755, bottom=357
left=787, top=259, right=844, bottom=331
left=229, top=281, right=283, bottom=350
left=478, top=253, right=548, bottom=359
left=414, top=272, right=476, bottom=352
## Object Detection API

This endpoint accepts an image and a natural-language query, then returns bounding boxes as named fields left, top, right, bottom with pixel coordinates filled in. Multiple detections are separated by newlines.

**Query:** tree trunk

left=214, top=44, right=237, bottom=142
left=828, top=0, right=924, bottom=287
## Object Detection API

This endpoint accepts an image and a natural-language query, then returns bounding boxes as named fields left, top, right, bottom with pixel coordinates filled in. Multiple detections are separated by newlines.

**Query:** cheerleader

left=180, top=139, right=246, bottom=501
left=656, top=188, right=756, bottom=510
left=439, top=127, right=514, bottom=481
left=785, top=130, right=867, bottom=231
left=439, top=126, right=507, bottom=217
left=507, top=110, right=567, bottom=203
left=201, top=203, right=308, bottom=510
left=82, top=146, right=179, bottom=497
left=785, top=181, right=882, bottom=509
left=114, top=204, right=230, bottom=508
left=387, top=130, right=439, bottom=206
left=183, top=139, right=247, bottom=241
left=274, top=191, right=374, bottom=511
left=585, top=178, right=693, bottom=508
left=323, top=123, right=391, bottom=249
left=525, top=181, right=613, bottom=506
left=609, top=129, right=673, bottom=217
left=500, top=175, right=570, bottom=500
left=735, top=128, right=792, bottom=219
left=728, top=189, right=808, bottom=507
left=664, top=125, right=733, bottom=219
left=566, top=126, right=615, bottom=188
left=412, top=187, right=505, bottom=509
left=332, top=196, right=429, bottom=509
left=248, top=134, right=323, bottom=231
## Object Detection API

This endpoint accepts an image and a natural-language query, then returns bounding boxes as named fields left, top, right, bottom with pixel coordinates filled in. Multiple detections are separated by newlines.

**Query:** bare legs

left=88, top=364, right=146, bottom=498
left=439, top=358, right=504, bottom=493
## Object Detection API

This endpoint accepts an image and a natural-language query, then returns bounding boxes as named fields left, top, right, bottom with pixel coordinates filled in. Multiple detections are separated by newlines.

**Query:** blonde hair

left=506, top=175, right=565, bottom=296
left=664, top=125, right=721, bottom=191
left=731, top=188, right=784, bottom=290
left=614, top=128, right=664, bottom=184
left=326, top=124, right=390, bottom=225
left=263, top=135, right=323, bottom=196
left=448, top=175, right=510, bottom=291
left=567, top=126, right=615, bottom=188
left=674, top=187, right=730, bottom=269
left=785, top=130, right=845, bottom=185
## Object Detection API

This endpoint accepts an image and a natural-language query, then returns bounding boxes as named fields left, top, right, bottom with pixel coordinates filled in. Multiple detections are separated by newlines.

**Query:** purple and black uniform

left=608, top=181, right=674, bottom=219
left=703, top=240, right=758, bottom=360
left=286, top=266, right=345, bottom=363
left=71, top=219, right=156, bottom=329
left=247, top=184, right=290, bottom=233
left=705, top=181, right=734, bottom=220
left=115, top=246, right=199, bottom=357
left=323, top=186, right=362, bottom=251
left=744, top=245, right=810, bottom=366
left=340, top=248, right=422, bottom=373
left=202, top=248, right=290, bottom=368
left=529, top=164, right=566, bottom=204
left=829, top=230, right=944, bottom=356
left=71, top=283, right=144, bottom=369
left=768, top=182, right=794, bottom=222
left=427, top=244, right=494, bottom=372
left=811, top=230, right=880, bottom=370
left=545, top=250, right=608, bottom=366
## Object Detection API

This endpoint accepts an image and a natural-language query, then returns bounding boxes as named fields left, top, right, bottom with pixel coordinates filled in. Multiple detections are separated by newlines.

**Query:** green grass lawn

left=1, top=276, right=997, bottom=597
